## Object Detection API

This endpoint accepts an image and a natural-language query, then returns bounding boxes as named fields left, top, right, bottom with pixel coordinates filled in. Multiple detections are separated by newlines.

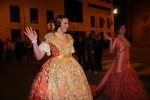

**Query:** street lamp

left=113, top=8, right=118, bottom=14
left=113, top=9, right=118, bottom=33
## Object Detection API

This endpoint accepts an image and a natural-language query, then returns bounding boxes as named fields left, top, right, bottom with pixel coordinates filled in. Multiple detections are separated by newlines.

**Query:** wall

left=128, top=0, right=150, bottom=44
left=0, top=0, right=114, bottom=42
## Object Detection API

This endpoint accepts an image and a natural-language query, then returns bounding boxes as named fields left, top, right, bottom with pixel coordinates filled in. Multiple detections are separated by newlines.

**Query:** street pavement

left=0, top=44, right=150, bottom=100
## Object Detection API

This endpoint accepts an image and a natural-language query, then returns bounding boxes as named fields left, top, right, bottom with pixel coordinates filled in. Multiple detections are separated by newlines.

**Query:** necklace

left=55, top=32, right=65, bottom=40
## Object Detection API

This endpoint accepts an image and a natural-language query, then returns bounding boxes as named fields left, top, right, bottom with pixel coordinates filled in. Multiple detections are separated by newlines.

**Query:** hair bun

left=53, top=14, right=68, bottom=31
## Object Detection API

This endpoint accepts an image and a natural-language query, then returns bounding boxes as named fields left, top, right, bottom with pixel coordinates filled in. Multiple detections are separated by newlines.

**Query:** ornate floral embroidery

left=28, top=33, right=93, bottom=100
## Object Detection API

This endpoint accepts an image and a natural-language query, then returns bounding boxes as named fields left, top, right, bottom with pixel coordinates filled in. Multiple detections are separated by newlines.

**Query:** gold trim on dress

left=53, top=56, right=71, bottom=58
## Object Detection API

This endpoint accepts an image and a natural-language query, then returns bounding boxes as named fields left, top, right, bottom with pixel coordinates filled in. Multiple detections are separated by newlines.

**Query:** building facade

left=128, top=0, right=150, bottom=44
left=0, top=0, right=114, bottom=42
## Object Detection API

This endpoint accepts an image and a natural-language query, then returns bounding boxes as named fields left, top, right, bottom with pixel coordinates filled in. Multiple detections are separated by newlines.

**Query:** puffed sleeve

left=71, top=46, right=75, bottom=53
left=38, top=42, right=51, bottom=56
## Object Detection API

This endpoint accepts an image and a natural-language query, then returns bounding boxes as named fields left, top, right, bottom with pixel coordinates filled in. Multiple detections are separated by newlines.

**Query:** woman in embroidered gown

left=24, top=15, right=93, bottom=100
left=92, top=22, right=148, bottom=100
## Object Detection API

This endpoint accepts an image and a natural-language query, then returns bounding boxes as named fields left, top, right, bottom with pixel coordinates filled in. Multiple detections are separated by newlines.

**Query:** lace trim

left=38, top=42, right=51, bottom=56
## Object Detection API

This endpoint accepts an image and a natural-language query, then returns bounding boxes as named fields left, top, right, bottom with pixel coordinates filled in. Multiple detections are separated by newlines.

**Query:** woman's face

left=118, top=25, right=126, bottom=34
left=59, top=18, right=69, bottom=33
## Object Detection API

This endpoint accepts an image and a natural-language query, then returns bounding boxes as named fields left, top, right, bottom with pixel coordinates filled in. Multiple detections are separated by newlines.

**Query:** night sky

left=113, top=0, right=127, bottom=23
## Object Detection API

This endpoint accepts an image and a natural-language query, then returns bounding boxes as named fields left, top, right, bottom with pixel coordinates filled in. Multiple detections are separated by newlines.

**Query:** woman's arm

left=32, top=42, right=46, bottom=60
left=24, top=26, right=46, bottom=60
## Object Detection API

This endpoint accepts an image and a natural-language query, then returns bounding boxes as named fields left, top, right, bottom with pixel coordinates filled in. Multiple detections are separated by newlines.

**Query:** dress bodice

left=44, top=33, right=74, bottom=57
left=112, top=37, right=131, bottom=72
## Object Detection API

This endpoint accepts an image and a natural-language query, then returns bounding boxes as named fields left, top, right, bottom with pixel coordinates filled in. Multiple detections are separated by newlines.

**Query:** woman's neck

left=56, top=30, right=64, bottom=36
left=118, top=34, right=124, bottom=38
left=55, top=31, right=66, bottom=40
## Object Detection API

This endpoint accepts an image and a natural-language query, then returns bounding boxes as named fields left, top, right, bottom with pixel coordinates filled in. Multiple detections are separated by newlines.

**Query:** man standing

left=15, top=38, right=24, bottom=62
left=84, top=30, right=97, bottom=74
left=76, top=35, right=86, bottom=68
left=5, top=38, right=13, bottom=62
left=94, top=34, right=103, bottom=70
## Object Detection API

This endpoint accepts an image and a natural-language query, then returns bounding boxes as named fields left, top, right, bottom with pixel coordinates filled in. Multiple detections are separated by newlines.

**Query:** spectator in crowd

left=94, top=34, right=103, bottom=70
left=84, top=30, right=97, bottom=74
left=75, top=35, right=86, bottom=68
left=5, top=38, right=13, bottom=62
left=25, top=38, right=33, bottom=61
left=15, top=38, right=24, bottom=62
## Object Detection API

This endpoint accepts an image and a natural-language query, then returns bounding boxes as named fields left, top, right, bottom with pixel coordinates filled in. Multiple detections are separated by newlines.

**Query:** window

left=99, top=17, right=104, bottom=28
left=91, top=16, right=95, bottom=27
left=107, top=19, right=110, bottom=28
left=47, top=10, right=54, bottom=24
left=11, top=29, right=21, bottom=42
left=30, top=8, right=38, bottom=23
left=64, top=0, right=83, bottom=22
left=10, top=6, right=20, bottom=22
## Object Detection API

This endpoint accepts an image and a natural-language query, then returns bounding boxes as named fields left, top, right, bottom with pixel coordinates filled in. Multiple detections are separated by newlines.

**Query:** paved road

left=0, top=44, right=150, bottom=100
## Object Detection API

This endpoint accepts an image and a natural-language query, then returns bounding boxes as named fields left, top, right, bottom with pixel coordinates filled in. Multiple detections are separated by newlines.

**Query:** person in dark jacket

left=5, top=39, right=13, bottom=62
left=76, top=35, right=86, bottom=68
left=94, top=34, right=103, bottom=70
left=15, top=38, right=24, bottom=62
left=84, top=30, right=97, bottom=74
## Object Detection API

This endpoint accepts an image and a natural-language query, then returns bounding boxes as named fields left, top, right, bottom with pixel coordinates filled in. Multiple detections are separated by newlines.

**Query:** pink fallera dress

left=92, top=36, right=148, bottom=100
left=28, top=33, right=93, bottom=100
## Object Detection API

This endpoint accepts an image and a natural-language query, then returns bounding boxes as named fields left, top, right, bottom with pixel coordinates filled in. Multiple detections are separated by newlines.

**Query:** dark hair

left=116, top=22, right=125, bottom=32
left=90, top=30, right=95, bottom=35
left=53, top=15, right=68, bottom=31
left=89, top=30, right=95, bottom=37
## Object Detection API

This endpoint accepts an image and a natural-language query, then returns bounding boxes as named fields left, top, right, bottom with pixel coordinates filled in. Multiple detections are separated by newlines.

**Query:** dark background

left=113, top=0, right=127, bottom=24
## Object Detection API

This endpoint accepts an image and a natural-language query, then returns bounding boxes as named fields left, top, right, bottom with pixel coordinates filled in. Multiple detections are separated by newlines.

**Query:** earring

left=57, top=28, right=60, bottom=32
left=58, top=28, right=60, bottom=32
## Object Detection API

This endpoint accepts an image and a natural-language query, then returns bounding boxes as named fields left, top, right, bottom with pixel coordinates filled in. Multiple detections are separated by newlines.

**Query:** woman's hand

left=24, top=26, right=37, bottom=41
left=104, top=34, right=112, bottom=41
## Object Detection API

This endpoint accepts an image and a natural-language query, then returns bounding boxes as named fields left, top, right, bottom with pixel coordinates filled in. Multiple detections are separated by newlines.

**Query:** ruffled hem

left=104, top=68, right=148, bottom=100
